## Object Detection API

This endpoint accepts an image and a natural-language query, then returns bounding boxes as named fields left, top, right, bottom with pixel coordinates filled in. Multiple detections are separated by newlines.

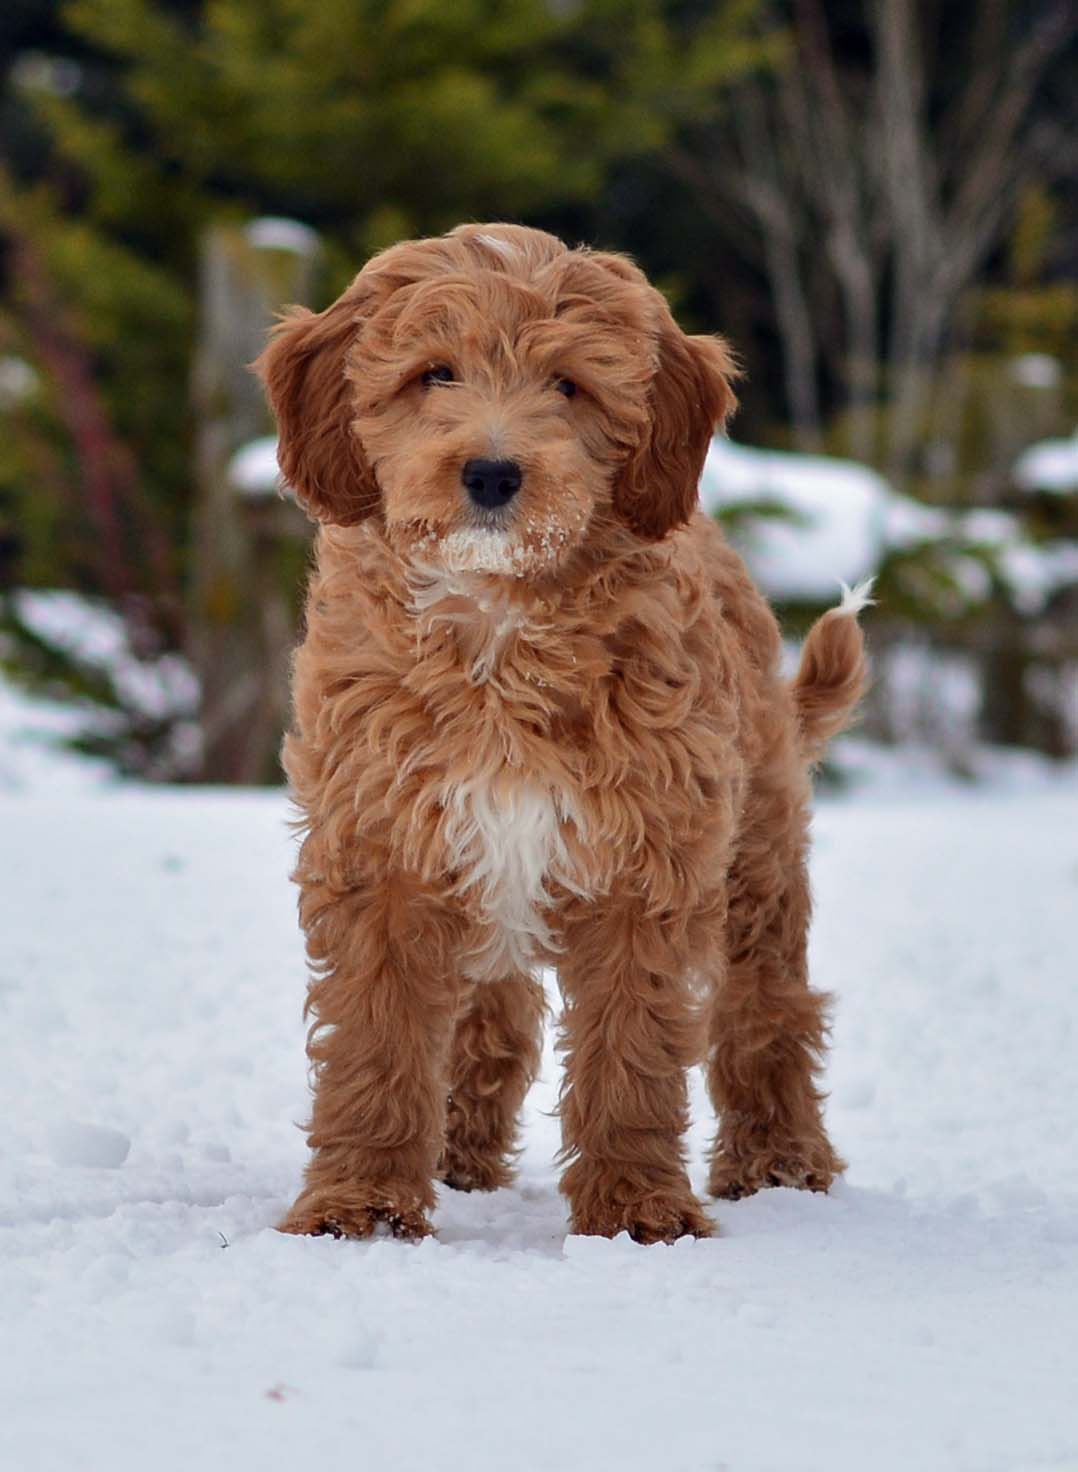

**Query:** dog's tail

left=791, top=579, right=874, bottom=761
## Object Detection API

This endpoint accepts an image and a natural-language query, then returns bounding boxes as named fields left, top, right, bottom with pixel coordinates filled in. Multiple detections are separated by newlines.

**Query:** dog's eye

left=422, top=364, right=455, bottom=387
left=554, top=377, right=577, bottom=398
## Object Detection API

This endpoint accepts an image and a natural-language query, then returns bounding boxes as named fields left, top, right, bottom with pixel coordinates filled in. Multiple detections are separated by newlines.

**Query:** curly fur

left=255, top=223, right=867, bottom=1244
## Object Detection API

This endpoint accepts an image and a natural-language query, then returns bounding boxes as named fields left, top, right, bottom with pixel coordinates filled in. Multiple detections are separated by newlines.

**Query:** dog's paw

left=571, top=1190, right=715, bottom=1245
left=437, top=1146, right=514, bottom=1194
left=708, top=1137, right=844, bottom=1201
left=277, top=1185, right=434, bottom=1242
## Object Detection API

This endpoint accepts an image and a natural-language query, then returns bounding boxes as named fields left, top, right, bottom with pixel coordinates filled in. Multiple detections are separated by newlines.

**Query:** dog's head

left=255, top=223, right=736, bottom=577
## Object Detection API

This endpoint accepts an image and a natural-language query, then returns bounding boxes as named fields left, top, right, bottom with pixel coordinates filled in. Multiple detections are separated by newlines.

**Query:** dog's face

left=256, top=224, right=736, bottom=576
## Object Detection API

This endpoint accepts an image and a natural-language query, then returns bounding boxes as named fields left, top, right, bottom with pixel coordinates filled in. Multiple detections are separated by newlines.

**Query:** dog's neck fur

left=400, top=560, right=581, bottom=979
left=391, top=527, right=644, bottom=977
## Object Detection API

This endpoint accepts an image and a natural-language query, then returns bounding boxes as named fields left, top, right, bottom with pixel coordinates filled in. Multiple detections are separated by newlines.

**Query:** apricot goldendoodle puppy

left=256, top=222, right=868, bottom=1245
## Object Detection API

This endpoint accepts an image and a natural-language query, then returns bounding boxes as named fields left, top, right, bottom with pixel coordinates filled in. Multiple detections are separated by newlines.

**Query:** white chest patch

left=440, top=778, right=578, bottom=980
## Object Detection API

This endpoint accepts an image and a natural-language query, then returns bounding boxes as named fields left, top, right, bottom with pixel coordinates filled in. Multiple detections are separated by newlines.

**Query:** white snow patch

left=946, top=512, right=1078, bottom=614
left=0, top=353, right=38, bottom=407
left=998, top=538, right=1078, bottom=614
left=699, top=437, right=941, bottom=601
left=11, top=590, right=198, bottom=725
left=701, top=437, right=1078, bottom=613
left=229, top=435, right=287, bottom=498
left=1014, top=429, right=1078, bottom=495
left=1010, top=353, right=1063, bottom=390
left=244, top=216, right=320, bottom=256
left=48, top=1120, right=131, bottom=1169
left=0, top=670, right=113, bottom=791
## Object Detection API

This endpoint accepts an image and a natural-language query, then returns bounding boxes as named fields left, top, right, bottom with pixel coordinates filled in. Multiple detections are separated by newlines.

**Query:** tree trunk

left=189, top=220, right=319, bottom=783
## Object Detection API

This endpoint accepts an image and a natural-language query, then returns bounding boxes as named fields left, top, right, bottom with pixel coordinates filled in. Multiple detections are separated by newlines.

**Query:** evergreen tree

left=0, top=0, right=771, bottom=777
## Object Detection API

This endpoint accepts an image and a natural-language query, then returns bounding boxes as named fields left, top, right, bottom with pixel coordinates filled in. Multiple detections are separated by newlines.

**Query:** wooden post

left=188, top=218, right=319, bottom=783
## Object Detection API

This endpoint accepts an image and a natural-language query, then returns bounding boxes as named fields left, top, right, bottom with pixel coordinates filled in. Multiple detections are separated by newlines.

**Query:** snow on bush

left=702, top=436, right=1078, bottom=617
left=699, top=437, right=931, bottom=601
left=2, top=590, right=200, bottom=783
left=1013, top=428, right=1078, bottom=495
left=12, top=590, right=198, bottom=725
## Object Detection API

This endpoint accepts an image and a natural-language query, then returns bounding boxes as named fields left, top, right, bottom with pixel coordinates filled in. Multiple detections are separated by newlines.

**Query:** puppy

left=256, top=223, right=866, bottom=1244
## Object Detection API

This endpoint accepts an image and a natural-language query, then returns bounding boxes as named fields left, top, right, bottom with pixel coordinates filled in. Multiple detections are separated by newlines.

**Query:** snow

left=0, top=353, right=38, bottom=407
left=938, top=510, right=1078, bottom=614
left=1010, top=353, right=1063, bottom=391
left=11, top=590, right=199, bottom=726
left=47, top=1119, right=131, bottom=1169
left=699, top=437, right=943, bottom=601
left=3, top=592, right=201, bottom=781
left=229, top=435, right=286, bottom=498
left=997, top=538, right=1078, bottom=614
left=702, top=437, right=1078, bottom=615
left=244, top=216, right=321, bottom=257
left=3, top=740, right=1078, bottom=1470
left=1014, top=429, right=1078, bottom=495
left=0, top=669, right=113, bottom=792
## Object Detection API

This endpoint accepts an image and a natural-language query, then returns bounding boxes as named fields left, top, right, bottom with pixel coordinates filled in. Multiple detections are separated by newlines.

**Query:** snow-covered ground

left=3, top=699, right=1078, bottom=1470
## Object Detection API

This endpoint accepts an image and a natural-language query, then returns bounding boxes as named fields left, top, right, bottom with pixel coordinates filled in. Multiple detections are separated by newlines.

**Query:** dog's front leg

left=279, top=874, right=462, bottom=1241
left=556, top=898, right=714, bottom=1243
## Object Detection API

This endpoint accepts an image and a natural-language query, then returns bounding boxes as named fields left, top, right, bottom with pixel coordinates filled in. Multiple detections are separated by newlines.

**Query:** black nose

left=461, top=458, right=522, bottom=509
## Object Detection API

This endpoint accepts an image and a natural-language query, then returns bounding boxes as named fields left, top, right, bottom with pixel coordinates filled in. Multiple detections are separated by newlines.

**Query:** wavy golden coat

left=256, top=223, right=866, bottom=1243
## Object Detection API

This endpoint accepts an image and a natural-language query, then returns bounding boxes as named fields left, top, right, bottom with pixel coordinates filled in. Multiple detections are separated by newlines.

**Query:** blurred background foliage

left=0, top=0, right=1075, bottom=780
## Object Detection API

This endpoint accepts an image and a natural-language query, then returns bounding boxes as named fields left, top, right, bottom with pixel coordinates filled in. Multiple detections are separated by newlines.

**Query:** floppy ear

left=615, top=306, right=738, bottom=541
left=254, top=289, right=379, bottom=526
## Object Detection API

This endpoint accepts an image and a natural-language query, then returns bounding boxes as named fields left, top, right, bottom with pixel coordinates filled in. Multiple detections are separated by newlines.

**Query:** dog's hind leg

left=705, top=759, right=845, bottom=1200
left=439, top=976, right=546, bottom=1192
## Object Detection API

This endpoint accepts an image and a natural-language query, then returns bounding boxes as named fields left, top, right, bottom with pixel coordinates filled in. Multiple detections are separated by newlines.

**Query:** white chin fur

left=415, top=522, right=572, bottom=578
left=440, top=529, right=531, bottom=577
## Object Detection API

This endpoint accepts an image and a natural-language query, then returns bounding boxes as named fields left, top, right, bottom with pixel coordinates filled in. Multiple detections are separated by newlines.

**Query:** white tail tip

left=836, top=577, right=876, bottom=617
